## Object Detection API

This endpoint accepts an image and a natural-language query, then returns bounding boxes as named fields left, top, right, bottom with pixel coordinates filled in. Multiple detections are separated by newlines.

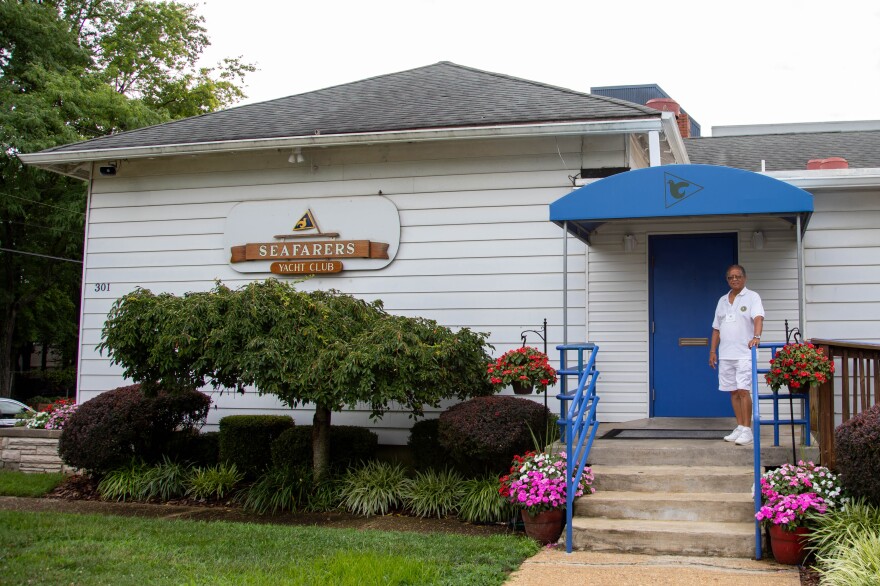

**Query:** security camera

left=98, top=163, right=117, bottom=176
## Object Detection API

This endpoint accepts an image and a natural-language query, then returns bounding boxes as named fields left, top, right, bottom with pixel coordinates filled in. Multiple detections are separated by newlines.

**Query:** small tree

left=99, top=280, right=494, bottom=481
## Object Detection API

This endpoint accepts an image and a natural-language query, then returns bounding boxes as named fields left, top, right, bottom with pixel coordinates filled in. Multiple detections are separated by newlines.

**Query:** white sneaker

left=724, top=425, right=744, bottom=442
left=735, top=428, right=754, bottom=445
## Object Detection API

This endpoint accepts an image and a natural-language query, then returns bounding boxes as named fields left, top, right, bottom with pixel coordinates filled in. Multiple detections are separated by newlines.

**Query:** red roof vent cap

left=820, top=157, right=849, bottom=170
left=645, top=98, right=681, bottom=115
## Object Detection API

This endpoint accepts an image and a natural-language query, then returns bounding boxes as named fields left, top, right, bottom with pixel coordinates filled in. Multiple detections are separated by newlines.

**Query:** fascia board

left=660, top=112, right=690, bottom=164
left=18, top=118, right=663, bottom=168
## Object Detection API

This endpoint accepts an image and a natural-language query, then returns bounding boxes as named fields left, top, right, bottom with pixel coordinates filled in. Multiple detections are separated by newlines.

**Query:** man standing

left=709, top=265, right=764, bottom=446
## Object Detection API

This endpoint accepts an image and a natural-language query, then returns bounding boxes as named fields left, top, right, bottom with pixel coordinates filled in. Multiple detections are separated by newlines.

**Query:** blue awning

left=550, top=164, right=814, bottom=242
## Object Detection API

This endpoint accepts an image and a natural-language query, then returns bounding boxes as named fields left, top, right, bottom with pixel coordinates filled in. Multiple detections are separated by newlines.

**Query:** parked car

left=0, top=398, right=36, bottom=427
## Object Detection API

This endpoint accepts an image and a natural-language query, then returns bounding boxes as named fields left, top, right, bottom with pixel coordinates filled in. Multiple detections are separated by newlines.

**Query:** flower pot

left=769, top=524, right=810, bottom=565
left=511, top=381, right=534, bottom=395
left=521, top=509, right=565, bottom=545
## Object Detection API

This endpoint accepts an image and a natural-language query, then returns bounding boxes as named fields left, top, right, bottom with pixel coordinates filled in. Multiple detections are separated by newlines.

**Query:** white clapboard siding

left=78, top=136, right=591, bottom=443
left=804, top=189, right=880, bottom=344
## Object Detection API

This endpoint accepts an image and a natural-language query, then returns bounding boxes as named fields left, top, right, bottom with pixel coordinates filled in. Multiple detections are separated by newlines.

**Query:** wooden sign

left=230, top=240, right=388, bottom=263
left=223, top=197, right=400, bottom=274
left=271, top=261, right=343, bottom=275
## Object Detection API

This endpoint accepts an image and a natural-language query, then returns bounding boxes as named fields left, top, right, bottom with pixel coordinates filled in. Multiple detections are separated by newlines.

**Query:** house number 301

left=94, top=283, right=111, bottom=292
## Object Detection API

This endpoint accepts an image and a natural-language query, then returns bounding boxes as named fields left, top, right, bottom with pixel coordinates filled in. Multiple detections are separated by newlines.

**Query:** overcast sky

left=196, top=0, right=880, bottom=136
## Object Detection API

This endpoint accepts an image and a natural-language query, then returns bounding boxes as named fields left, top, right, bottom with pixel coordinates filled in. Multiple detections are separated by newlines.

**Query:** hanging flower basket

left=487, top=346, right=557, bottom=394
left=765, top=343, right=834, bottom=392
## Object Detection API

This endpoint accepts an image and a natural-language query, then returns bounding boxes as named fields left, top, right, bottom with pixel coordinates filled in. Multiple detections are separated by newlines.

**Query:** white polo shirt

left=711, top=287, right=765, bottom=360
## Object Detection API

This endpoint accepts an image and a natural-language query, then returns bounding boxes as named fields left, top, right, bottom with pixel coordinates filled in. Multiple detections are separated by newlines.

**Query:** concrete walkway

left=506, top=550, right=801, bottom=585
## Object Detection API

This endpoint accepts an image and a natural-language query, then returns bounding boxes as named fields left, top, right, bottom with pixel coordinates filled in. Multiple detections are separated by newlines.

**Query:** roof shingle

left=43, top=62, right=658, bottom=154
left=686, top=131, right=880, bottom=171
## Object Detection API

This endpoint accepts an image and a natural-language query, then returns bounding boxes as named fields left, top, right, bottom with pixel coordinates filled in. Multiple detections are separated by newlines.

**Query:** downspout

left=797, top=214, right=806, bottom=336
left=648, top=131, right=661, bottom=167
left=563, top=221, right=569, bottom=345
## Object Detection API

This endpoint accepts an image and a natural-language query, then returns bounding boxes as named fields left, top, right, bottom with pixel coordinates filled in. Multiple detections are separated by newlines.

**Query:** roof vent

left=645, top=98, right=681, bottom=115
left=821, top=157, right=849, bottom=169
left=807, top=157, right=849, bottom=170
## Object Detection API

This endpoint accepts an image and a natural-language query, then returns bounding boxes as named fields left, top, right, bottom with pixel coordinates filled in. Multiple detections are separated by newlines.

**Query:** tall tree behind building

left=0, top=0, right=254, bottom=397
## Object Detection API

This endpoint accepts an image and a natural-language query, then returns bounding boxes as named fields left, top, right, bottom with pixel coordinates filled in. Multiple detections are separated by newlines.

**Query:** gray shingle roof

left=42, top=62, right=658, bottom=154
left=686, top=131, right=880, bottom=171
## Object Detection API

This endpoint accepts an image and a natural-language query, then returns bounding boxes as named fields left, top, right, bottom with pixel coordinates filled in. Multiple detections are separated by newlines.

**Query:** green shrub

left=165, top=431, right=220, bottom=467
left=458, top=474, right=515, bottom=524
left=24, top=395, right=64, bottom=409
left=401, top=468, right=464, bottom=519
left=407, top=419, right=445, bottom=471
left=339, top=460, right=409, bottom=517
left=139, top=456, right=189, bottom=501
left=59, top=384, right=211, bottom=475
left=808, top=497, right=880, bottom=561
left=98, top=460, right=148, bottom=501
left=186, top=462, right=244, bottom=501
left=304, top=477, right=342, bottom=513
left=270, top=425, right=378, bottom=471
left=437, top=396, right=551, bottom=477
left=239, top=465, right=313, bottom=515
left=816, top=532, right=880, bottom=586
left=218, top=415, right=294, bottom=479
left=835, top=404, right=880, bottom=506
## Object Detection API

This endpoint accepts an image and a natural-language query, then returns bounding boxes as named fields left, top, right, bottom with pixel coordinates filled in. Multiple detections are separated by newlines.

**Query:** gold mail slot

left=679, top=337, right=709, bottom=346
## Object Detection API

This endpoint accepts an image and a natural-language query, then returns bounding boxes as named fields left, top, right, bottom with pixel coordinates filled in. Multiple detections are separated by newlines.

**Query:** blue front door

left=649, top=233, right=737, bottom=417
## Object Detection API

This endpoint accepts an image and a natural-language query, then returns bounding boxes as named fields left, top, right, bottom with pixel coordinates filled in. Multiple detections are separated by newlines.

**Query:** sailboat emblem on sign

left=293, top=210, right=318, bottom=232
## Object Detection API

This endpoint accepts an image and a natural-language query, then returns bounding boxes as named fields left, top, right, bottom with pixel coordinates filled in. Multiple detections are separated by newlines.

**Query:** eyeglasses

left=727, top=275, right=745, bottom=281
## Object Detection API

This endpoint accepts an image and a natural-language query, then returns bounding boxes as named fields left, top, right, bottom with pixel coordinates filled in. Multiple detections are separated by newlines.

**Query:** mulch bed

left=4, top=474, right=512, bottom=537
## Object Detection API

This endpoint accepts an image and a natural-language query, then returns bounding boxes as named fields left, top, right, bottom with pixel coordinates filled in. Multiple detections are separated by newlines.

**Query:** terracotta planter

left=511, top=381, right=534, bottom=395
left=769, top=524, right=810, bottom=565
left=521, top=509, right=565, bottom=545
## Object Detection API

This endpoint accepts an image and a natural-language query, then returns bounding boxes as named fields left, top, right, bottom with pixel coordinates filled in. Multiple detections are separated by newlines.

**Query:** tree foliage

left=0, top=0, right=253, bottom=396
left=98, top=280, right=495, bottom=480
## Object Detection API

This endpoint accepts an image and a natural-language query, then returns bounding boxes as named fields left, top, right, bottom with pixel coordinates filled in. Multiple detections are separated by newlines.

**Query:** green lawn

left=0, top=469, right=65, bottom=497
left=0, top=510, right=539, bottom=585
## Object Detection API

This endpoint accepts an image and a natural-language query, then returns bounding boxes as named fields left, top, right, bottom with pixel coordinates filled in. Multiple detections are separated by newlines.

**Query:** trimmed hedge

left=166, top=431, right=220, bottom=467
left=407, top=419, right=445, bottom=471
left=835, top=404, right=880, bottom=505
left=271, top=425, right=378, bottom=470
left=438, top=395, right=550, bottom=477
left=219, top=415, right=294, bottom=479
left=58, top=384, right=211, bottom=475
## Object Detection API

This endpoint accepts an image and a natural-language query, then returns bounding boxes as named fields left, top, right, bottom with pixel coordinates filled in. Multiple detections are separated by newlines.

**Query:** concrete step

left=575, top=491, right=755, bottom=523
left=566, top=517, right=758, bottom=558
left=590, top=465, right=754, bottom=493
left=585, top=438, right=819, bottom=467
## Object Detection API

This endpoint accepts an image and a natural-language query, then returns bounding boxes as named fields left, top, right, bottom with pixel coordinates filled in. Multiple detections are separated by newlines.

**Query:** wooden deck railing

left=810, top=338, right=880, bottom=469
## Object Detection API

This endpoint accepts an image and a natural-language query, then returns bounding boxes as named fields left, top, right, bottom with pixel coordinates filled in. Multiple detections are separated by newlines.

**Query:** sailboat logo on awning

left=664, top=172, right=704, bottom=208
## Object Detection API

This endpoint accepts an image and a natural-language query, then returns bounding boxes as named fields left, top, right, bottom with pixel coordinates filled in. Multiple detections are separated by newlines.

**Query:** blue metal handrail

left=750, top=345, right=764, bottom=559
left=556, top=343, right=600, bottom=554
left=750, top=342, right=812, bottom=559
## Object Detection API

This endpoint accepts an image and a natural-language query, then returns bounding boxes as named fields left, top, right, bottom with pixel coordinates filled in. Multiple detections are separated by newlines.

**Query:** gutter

left=766, top=168, right=880, bottom=190
left=18, top=118, right=665, bottom=169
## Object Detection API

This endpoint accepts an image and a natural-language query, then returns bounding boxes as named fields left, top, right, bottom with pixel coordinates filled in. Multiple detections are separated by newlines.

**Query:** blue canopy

left=550, top=164, right=814, bottom=242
